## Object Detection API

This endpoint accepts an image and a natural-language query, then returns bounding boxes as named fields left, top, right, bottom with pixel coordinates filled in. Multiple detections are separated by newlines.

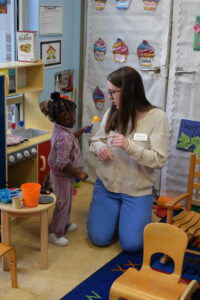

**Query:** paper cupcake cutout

left=112, top=38, right=129, bottom=63
left=94, top=0, right=107, bottom=10
left=193, top=16, right=200, bottom=50
left=93, top=38, right=106, bottom=61
left=116, top=0, right=132, bottom=10
left=137, top=40, right=155, bottom=67
left=93, top=86, right=105, bottom=110
left=143, top=0, right=160, bottom=11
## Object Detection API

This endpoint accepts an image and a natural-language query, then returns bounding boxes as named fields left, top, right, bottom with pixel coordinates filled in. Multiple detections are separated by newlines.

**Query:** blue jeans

left=87, top=178, right=153, bottom=253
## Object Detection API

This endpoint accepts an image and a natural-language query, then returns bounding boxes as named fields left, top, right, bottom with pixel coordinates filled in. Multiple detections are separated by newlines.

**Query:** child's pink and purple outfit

left=48, top=124, right=83, bottom=238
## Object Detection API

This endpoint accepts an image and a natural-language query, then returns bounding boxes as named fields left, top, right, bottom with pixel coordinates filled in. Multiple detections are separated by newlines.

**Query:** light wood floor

left=0, top=182, right=121, bottom=300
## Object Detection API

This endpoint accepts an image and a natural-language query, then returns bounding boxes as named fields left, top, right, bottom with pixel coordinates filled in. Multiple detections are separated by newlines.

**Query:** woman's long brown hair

left=105, top=66, right=155, bottom=135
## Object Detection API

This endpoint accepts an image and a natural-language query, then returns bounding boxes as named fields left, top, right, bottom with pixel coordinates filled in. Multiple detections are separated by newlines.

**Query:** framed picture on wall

left=55, top=69, right=74, bottom=94
left=40, top=40, right=61, bottom=68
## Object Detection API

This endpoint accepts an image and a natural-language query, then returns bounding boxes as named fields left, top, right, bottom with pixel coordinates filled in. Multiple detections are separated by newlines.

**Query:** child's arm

left=73, top=125, right=91, bottom=138
left=63, top=163, right=88, bottom=181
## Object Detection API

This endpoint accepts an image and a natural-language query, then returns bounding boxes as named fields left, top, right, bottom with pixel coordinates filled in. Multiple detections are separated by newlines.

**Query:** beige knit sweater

left=89, top=108, right=169, bottom=196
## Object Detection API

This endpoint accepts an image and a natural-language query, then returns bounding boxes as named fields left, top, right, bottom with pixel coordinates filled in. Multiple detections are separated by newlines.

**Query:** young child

left=46, top=92, right=88, bottom=246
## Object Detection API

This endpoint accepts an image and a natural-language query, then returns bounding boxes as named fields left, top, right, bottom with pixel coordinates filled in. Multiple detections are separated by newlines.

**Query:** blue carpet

left=60, top=249, right=200, bottom=300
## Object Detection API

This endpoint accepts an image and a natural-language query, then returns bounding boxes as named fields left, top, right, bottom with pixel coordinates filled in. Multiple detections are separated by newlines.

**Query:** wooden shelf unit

left=0, top=60, right=44, bottom=96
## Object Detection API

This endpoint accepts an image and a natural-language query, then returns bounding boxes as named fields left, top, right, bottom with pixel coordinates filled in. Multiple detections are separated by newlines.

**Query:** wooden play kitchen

left=0, top=60, right=53, bottom=188
left=0, top=61, right=56, bottom=270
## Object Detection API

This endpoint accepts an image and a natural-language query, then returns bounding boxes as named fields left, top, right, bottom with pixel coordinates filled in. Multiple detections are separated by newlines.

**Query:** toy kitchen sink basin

left=11, top=128, right=49, bottom=139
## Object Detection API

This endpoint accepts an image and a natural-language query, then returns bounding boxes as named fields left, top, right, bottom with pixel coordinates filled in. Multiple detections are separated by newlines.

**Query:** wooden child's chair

left=164, top=153, right=200, bottom=257
left=0, top=243, right=18, bottom=288
left=109, top=223, right=198, bottom=300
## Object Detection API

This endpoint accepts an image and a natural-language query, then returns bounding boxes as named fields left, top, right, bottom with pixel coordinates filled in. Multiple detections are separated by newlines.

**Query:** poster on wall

left=40, top=40, right=61, bottom=68
left=54, top=69, right=74, bottom=94
left=0, top=0, right=7, bottom=14
left=193, top=16, right=200, bottom=50
left=39, top=6, right=63, bottom=35
left=176, top=119, right=200, bottom=156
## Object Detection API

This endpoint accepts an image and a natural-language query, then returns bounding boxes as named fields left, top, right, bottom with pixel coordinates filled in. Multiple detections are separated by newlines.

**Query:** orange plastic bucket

left=21, top=183, right=41, bottom=207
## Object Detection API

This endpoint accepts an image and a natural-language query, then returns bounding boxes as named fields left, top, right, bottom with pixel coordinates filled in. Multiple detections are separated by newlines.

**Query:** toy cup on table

left=12, top=196, right=23, bottom=209
left=85, top=116, right=100, bottom=133
left=21, top=182, right=41, bottom=207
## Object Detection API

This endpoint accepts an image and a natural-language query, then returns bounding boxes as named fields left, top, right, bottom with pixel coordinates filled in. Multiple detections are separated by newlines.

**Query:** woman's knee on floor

left=119, top=236, right=143, bottom=253
left=89, top=237, right=112, bottom=247
left=87, top=228, right=113, bottom=247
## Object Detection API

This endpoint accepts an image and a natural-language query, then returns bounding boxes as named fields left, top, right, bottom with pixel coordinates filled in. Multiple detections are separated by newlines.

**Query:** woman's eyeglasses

left=107, top=89, right=121, bottom=97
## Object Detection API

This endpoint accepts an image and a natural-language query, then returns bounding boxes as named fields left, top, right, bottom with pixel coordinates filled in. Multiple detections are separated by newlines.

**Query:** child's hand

left=82, top=125, right=92, bottom=133
left=78, top=171, right=88, bottom=181
left=73, top=126, right=91, bottom=137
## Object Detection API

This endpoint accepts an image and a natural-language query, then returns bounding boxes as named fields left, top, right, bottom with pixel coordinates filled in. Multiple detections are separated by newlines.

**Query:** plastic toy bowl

left=21, top=183, right=41, bottom=207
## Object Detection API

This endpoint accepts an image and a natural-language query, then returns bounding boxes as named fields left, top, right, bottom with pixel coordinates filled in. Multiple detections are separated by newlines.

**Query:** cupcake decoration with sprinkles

left=143, top=0, right=160, bottom=11
left=93, top=86, right=105, bottom=110
left=112, top=38, right=129, bottom=63
left=116, top=0, right=132, bottom=10
left=94, top=0, right=107, bottom=10
left=137, top=40, right=155, bottom=67
left=93, top=38, right=106, bottom=61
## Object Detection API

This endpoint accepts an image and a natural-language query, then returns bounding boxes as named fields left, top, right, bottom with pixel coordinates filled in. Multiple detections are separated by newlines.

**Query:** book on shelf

left=0, top=68, right=16, bottom=94
left=16, top=30, right=38, bottom=62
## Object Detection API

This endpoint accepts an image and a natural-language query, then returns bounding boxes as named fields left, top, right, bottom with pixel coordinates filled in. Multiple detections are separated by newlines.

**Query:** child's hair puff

left=46, top=92, right=76, bottom=123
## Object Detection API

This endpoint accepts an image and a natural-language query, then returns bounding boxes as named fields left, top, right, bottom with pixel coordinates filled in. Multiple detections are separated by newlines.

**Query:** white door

left=82, top=0, right=173, bottom=183
left=161, top=0, right=200, bottom=204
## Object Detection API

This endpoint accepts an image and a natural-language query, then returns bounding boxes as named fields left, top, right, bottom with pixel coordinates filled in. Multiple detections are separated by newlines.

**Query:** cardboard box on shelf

left=16, top=31, right=38, bottom=62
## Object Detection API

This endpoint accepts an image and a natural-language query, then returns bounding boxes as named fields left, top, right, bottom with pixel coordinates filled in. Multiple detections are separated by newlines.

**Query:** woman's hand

left=108, top=134, right=129, bottom=151
left=97, top=146, right=114, bottom=161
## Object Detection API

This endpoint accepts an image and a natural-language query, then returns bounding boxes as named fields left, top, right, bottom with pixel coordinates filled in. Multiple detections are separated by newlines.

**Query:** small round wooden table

left=0, top=194, right=56, bottom=270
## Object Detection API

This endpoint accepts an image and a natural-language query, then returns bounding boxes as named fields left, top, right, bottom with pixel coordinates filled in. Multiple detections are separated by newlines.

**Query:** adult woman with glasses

left=87, top=66, right=169, bottom=253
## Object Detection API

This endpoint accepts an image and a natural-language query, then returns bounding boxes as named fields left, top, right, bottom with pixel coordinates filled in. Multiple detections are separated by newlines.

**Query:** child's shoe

left=48, top=233, right=69, bottom=246
left=68, top=223, right=78, bottom=232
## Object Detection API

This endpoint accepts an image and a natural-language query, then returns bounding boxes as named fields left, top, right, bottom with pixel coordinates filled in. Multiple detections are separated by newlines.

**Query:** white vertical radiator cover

left=161, top=0, right=200, bottom=204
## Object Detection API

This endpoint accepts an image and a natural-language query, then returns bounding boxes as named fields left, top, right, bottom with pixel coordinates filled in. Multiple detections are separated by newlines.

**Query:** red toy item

left=60, top=94, right=69, bottom=100
left=154, top=195, right=182, bottom=218
left=73, top=188, right=77, bottom=196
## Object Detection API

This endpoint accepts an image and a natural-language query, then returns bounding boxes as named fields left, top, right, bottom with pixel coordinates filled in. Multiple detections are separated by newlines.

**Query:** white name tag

left=134, top=133, right=148, bottom=141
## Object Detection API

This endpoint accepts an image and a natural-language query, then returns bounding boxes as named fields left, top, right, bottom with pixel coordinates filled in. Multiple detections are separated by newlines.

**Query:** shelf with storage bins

left=0, top=60, right=44, bottom=96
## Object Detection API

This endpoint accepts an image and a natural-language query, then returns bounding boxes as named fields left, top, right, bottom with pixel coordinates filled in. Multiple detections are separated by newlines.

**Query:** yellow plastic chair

left=0, top=243, right=18, bottom=288
left=109, top=223, right=198, bottom=300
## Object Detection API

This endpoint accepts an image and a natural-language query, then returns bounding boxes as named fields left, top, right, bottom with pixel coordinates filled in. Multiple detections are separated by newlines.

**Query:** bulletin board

left=82, top=0, right=173, bottom=183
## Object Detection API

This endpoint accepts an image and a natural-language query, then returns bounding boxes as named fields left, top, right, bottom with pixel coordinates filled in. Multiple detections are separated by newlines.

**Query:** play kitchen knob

left=9, top=155, right=15, bottom=163
left=30, top=148, right=37, bottom=154
left=24, top=150, right=30, bottom=157
left=16, top=153, right=23, bottom=160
